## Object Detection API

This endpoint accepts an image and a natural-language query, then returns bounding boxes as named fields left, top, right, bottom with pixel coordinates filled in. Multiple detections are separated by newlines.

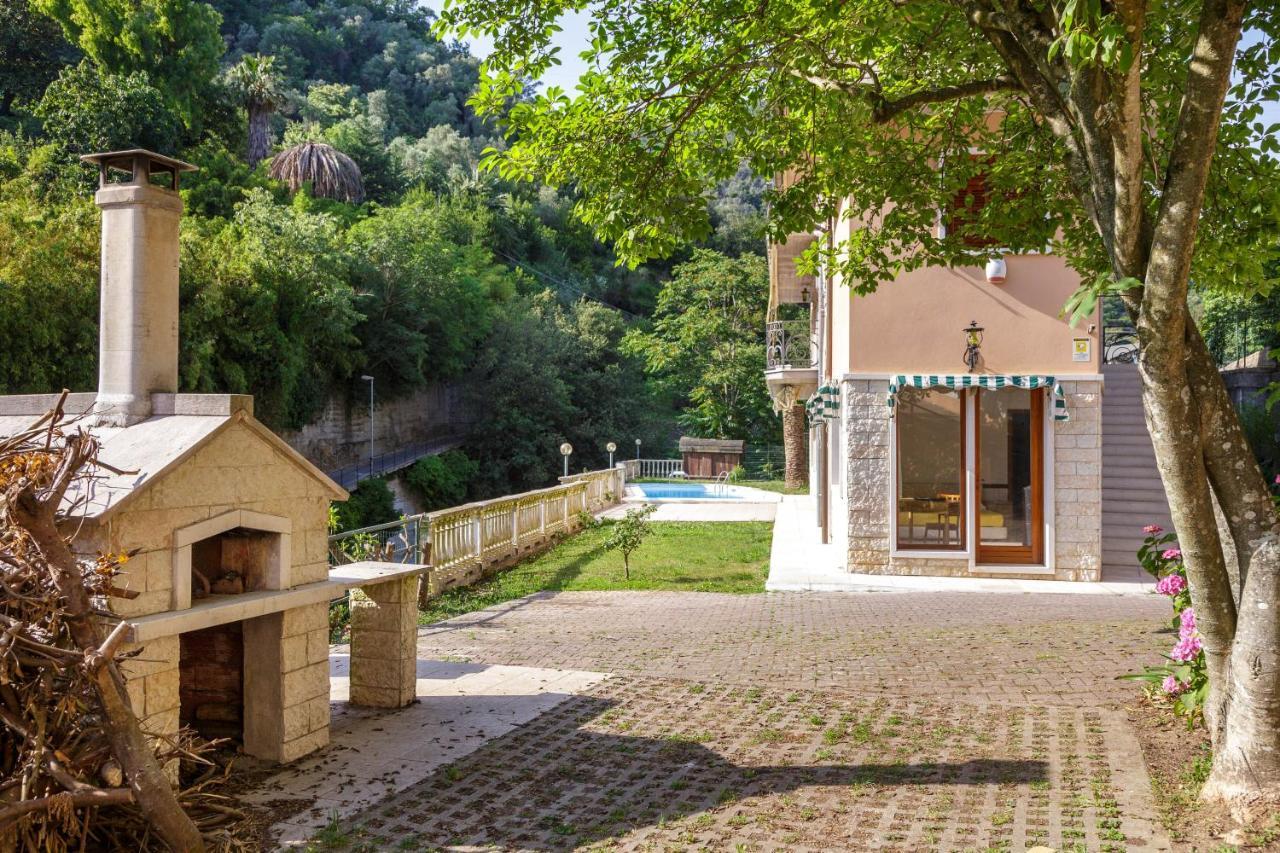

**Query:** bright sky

left=462, top=15, right=1278, bottom=135
left=460, top=9, right=594, bottom=95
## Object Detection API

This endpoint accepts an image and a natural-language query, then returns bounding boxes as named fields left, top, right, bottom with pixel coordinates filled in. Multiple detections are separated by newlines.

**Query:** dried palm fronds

left=268, top=141, right=365, bottom=203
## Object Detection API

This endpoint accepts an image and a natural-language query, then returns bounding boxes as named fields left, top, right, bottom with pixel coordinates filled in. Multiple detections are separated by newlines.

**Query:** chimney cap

left=80, top=149, right=197, bottom=191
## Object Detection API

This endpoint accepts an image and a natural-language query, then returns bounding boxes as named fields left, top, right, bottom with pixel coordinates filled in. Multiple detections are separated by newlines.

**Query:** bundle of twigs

left=0, top=395, right=254, bottom=851
left=268, top=141, right=365, bottom=203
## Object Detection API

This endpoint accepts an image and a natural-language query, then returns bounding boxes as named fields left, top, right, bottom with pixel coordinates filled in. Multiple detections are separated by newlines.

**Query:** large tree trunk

left=11, top=483, right=206, bottom=851
left=247, top=105, right=272, bottom=168
left=782, top=403, right=808, bottom=490
left=1200, top=534, right=1280, bottom=816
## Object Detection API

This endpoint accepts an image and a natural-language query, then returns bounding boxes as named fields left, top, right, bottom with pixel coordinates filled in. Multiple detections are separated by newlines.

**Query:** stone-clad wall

left=842, top=377, right=1103, bottom=581
left=844, top=379, right=894, bottom=572
left=279, top=382, right=467, bottom=471
left=1052, top=380, right=1103, bottom=581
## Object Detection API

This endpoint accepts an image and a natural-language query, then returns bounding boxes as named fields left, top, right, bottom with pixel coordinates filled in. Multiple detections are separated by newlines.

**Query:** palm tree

left=268, top=141, right=365, bottom=203
left=224, top=54, right=285, bottom=167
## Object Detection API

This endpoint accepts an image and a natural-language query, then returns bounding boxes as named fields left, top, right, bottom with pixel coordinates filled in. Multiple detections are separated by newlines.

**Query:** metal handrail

left=765, top=319, right=816, bottom=370
left=1103, top=321, right=1139, bottom=364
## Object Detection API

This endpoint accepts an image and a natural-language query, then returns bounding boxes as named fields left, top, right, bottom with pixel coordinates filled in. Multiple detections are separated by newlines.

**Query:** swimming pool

left=629, top=483, right=743, bottom=500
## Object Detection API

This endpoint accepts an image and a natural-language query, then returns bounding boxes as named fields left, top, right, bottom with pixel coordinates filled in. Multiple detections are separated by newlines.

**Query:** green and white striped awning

left=887, top=374, right=1069, bottom=421
left=806, top=385, right=840, bottom=422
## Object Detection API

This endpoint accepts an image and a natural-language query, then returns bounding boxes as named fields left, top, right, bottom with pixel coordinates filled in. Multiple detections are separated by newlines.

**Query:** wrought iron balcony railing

left=766, top=319, right=816, bottom=370
left=1103, top=321, right=1138, bottom=364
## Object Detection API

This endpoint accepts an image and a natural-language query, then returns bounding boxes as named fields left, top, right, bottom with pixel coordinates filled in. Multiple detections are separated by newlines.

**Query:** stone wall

left=279, top=382, right=468, bottom=471
left=842, top=377, right=1103, bottom=581
left=1051, top=380, right=1103, bottom=581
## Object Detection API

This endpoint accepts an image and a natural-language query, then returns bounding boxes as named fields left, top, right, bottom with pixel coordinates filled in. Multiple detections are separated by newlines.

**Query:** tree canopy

left=439, top=0, right=1280, bottom=812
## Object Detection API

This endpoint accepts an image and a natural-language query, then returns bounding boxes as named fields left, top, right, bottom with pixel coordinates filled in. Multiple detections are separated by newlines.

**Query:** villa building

left=766, top=185, right=1172, bottom=582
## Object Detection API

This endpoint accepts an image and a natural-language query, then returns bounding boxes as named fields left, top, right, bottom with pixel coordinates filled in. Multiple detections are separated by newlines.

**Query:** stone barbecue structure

left=0, top=149, right=426, bottom=765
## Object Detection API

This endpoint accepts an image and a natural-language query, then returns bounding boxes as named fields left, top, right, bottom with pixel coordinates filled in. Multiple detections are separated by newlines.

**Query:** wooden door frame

left=974, top=389, right=1045, bottom=565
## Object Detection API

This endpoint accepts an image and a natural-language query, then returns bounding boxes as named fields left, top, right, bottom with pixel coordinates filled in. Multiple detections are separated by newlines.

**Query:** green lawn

left=419, top=521, right=773, bottom=625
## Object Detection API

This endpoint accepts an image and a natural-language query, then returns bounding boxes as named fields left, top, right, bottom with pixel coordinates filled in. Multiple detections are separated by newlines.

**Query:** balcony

left=764, top=319, right=819, bottom=409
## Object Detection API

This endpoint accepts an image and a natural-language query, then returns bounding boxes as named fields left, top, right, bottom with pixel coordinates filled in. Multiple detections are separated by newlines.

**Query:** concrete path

left=245, top=659, right=606, bottom=846
left=598, top=501, right=777, bottom=521
left=598, top=484, right=781, bottom=521
left=768, top=495, right=1157, bottom=596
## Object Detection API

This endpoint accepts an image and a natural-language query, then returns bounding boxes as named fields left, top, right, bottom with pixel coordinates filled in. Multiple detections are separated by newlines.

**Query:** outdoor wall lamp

left=985, top=255, right=1007, bottom=284
left=800, top=285, right=810, bottom=302
left=606, top=441, right=617, bottom=468
left=963, top=321, right=984, bottom=373
left=560, top=442, right=573, bottom=477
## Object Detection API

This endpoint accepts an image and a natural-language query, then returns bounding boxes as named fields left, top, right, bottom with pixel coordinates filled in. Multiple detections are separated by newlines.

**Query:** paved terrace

left=261, top=589, right=1175, bottom=851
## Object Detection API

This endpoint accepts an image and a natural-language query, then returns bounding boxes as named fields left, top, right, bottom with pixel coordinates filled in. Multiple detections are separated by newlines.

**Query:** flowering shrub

left=1123, top=526, right=1208, bottom=724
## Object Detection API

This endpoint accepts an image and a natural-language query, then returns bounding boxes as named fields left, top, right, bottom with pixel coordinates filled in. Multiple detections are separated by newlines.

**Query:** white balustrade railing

left=329, top=466, right=626, bottom=602
left=634, top=458, right=684, bottom=479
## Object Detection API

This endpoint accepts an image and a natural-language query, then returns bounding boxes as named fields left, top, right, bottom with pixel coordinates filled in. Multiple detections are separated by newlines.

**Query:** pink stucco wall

left=835, top=253, right=1099, bottom=376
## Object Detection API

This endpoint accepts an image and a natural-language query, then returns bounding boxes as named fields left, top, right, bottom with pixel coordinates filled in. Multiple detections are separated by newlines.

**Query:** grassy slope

left=419, top=521, right=773, bottom=624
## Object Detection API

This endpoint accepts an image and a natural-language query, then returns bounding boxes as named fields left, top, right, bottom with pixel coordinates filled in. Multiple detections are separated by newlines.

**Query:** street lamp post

left=361, top=375, right=375, bottom=474
left=606, top=441, right=617, bottom=468
left=560, top=442, right=573, bottom=478
left=635, top=438, right=642, bottom=461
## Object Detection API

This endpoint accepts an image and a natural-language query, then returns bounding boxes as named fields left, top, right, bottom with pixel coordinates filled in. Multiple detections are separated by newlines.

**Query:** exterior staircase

left=1101, top=363, right=1174, bottom=581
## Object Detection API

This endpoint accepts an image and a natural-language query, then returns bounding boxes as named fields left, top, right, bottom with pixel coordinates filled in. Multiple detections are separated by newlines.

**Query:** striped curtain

left=806, top=384, right=841, bottom=422
left=887, top=374, right=1069, bottom=421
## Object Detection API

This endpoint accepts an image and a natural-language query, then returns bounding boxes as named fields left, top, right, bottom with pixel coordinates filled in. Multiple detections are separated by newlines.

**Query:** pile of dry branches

left=0, top=396, right=251, bottom=851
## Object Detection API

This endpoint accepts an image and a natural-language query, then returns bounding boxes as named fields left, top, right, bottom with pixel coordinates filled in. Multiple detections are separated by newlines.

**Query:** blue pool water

left=631, top=483, right=741, bottom=500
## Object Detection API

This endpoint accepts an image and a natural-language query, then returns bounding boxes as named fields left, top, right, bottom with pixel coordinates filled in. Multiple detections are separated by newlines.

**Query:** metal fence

left=326, top=434, right=463, bottom=491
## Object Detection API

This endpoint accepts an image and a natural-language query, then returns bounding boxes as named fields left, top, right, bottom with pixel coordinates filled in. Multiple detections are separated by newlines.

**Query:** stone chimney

left=80, top=150, right=196, bottom=427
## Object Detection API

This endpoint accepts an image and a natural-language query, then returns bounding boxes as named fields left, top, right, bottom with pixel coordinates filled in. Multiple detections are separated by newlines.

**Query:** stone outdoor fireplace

left=172, top=509, right=292, bottom=609
left=0, top=149, right=429, bottom=768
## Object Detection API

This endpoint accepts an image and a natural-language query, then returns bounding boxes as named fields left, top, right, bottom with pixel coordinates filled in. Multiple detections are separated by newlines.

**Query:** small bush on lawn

left=1123, top=525, right=1207, bottom=724
left=604, top=504, right=657, bottom=579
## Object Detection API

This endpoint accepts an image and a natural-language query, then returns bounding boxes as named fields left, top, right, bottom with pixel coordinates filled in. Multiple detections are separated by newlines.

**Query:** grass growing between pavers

left=419, top=521, right=772, bottom=625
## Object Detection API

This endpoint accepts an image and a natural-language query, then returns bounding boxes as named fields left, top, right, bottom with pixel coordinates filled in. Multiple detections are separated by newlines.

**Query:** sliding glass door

left=974, top=389, right=1044, bottom=564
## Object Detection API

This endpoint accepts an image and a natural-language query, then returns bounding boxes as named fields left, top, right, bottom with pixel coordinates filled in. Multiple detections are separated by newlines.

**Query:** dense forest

left=0, top=0, right=780, bottom=523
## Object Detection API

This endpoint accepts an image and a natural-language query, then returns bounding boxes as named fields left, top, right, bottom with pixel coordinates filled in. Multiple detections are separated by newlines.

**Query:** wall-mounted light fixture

left=800, top=285, right=810, bottom=302
left=963, top=321, right=984, bottom=373
left=985, top=255, right=1007, bottom=284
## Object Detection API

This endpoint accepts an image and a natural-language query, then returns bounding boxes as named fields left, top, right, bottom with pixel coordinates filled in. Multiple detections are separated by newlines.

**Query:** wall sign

left=1072, top=338, right=1091, bottom=362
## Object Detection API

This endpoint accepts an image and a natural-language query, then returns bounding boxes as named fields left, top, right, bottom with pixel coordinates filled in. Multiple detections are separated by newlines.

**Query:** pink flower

left=1155, top=574, right=1186, bottom=597
left=1171, top=635, right=1203, bottom=662
left=1162, top=675, right=1187, bottom=695
left=1274, top=474, right=1280, bottom=485
left=1161, top=548, right=1182, bottom=561
left=1179, top=608, right=1197, bottom=639
left=1143, top=524, right=1164, bottom=534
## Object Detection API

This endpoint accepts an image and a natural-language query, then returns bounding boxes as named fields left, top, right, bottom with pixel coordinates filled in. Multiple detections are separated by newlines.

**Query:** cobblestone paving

left=345, top=677, right=1167, bottom=851
left=326, top=591, right=1171, bottom=851
left=416, top=591, right=1169, bottom=707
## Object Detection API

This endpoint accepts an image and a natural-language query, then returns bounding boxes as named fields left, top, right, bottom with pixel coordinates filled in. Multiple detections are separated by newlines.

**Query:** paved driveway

left=329, top=590, right=1172, bottom=851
